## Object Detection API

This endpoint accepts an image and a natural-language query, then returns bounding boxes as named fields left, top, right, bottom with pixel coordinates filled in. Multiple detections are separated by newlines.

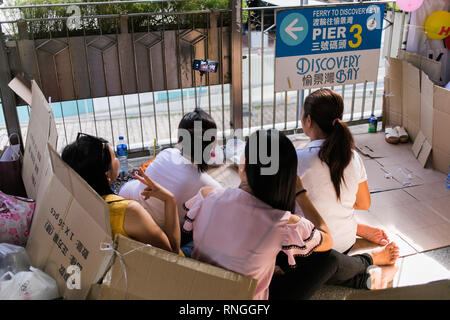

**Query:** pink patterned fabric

left=0, top=190, right=35, bottom=246
left=183, top=187, right=322, bottom=300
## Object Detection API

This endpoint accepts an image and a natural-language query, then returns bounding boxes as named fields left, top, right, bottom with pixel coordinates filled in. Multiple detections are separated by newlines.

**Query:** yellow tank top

left=102, top=194, right=184, bottom=256
left=102, top=194, right=132, bottom=239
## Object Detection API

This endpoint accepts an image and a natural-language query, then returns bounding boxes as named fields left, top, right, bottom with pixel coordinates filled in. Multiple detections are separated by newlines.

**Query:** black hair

left=244, top=129, right=298, bottom=212
left=178, top=108, right=217, bottom=172
left=61, top=135, right=113, bottom=196
left=302, top=88, right=354, bottom=200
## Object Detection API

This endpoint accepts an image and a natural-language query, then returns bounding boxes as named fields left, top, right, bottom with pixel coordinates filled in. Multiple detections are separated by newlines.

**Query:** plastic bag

left=0, top=267, right=59, bottom=300
left=225, top=138, right=246, bottom=165
left=0, top=243, right=31, bottom=277
left=0, top=134, right=27, bottom=197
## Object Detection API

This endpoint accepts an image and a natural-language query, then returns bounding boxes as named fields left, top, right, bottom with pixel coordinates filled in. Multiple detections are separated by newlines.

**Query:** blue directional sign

left=275, top=4, right=385, bottom=92
left=279, top=12, right=309, bottom=47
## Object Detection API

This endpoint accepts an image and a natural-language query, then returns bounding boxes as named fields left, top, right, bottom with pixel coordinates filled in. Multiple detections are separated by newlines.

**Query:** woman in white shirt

left=297, top=88, right=398, bottom=256
left=119, top=108, right=221, bottom=248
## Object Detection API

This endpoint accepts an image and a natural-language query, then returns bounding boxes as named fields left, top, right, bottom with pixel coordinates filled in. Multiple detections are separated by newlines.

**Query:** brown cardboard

left=395, top=222, right=450, bottom=253
left=432, top=88, right=450, bottom=172
left=402, top=61, right=421, bottom=141
left=347, top=280, right=450, bottom=300
left=420, top=72, right=434, bottom=143
left=432, top=110, right=450, bottom=155
left=398, top=50, right=441, bottom=84
left=16, top=80, right=58, bottom=201
left=8, top=77, right=32, bottom=106
left=423, top=196, right=450, bottom=222
left=384, top=58, right=403, bottom=127
left=432, top=148, right=450, bottom=174
left=26, top=144, right=113, bottom=300
left=404, top=181, right=450, bottom=202
left=363, top=159, right=404, bottom=192
left=380, top=165, right=423, bottom=188
left=433, top=85, right=450, bottom=114
left=385, top=56, right=450, bottom=174
left=92, top=234, right=257, bottom=300
left=417, top=140, right=432, bottom=168
left=411, top=131, right=426, bottom=159
left=354, top=133, right=389, bottom=159
left=354, top=132, right=414, bottom=167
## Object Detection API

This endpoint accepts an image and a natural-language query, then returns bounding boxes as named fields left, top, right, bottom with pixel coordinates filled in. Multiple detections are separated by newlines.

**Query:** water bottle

left=368, top=114, right=378, bottom=133
left=116, top=136, right=128, bottom=174
left=446, top=166, right=450, bottom=190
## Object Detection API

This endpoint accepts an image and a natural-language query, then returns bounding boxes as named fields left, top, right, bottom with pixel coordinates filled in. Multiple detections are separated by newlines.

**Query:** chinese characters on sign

left=275, top=4, right=385, bottom=92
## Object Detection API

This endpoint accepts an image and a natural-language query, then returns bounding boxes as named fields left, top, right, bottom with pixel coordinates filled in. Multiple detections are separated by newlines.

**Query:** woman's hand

left=135, top=168, right=174, bottom=202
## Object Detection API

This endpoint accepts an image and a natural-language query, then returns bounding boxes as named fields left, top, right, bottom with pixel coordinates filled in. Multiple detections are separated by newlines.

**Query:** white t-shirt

left=119, top=148, right=221, bottom=228
left=296, top=139, right=368, bottom=253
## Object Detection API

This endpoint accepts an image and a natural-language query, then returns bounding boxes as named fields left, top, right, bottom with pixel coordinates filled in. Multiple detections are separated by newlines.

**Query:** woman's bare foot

left=369, top=242, right=400, bottom=266
left=357, top=224, right=390, bottom=245
left=367, top=266, right=382, bottom=290
left=366, top=265, right=399, bottom=290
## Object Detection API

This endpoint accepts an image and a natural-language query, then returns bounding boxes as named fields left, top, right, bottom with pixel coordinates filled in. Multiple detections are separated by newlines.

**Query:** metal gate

left=0, top=0, right=410, bottom=154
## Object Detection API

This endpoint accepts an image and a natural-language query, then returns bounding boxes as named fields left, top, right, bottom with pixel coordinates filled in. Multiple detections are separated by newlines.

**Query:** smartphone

left=192, top=59, right=219, bottom=73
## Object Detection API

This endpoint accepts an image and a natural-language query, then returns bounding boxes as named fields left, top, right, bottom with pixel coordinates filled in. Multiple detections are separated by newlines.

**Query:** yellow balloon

left=424, top=11, right=450, bottom=40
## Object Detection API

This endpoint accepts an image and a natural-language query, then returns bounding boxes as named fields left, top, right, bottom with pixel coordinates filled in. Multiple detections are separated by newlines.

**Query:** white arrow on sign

left=285, top=18, right=304, bottom=40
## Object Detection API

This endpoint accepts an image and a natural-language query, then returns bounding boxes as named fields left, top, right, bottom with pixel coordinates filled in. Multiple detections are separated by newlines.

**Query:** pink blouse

left=182, top=187, right=322, bottom=300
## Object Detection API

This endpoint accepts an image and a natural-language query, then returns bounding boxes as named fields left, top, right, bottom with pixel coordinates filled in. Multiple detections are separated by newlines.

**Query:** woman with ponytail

left=298, top=88, right=395, bottom=254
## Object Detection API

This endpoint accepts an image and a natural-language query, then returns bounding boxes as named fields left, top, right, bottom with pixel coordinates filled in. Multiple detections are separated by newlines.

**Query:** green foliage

left=3, top=0, right=247, bottom=38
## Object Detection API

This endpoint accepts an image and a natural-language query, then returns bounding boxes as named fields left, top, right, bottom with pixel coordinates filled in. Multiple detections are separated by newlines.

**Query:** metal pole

left=230, top=0, right=243, bottom=130
left=0, top=26, right=24, bottom=151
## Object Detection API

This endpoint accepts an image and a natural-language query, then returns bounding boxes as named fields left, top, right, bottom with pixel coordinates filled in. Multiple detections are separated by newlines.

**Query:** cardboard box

left=398, top=50, right=442, bottom=85
left=8, top=78, right=58, bottom=201
left=26, top=144, right=113, bottom=300
left=25, top=147, right=256, bottom=301
left=384, top=57, right=450, bottom=173
left=88, top=234, right=257, bottom=300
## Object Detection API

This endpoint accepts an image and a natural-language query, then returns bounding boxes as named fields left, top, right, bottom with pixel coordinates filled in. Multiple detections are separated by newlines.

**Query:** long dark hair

left=61, top=134, right=113, bottom=196
left=244, top=129, right=298, bottom=212
left=178, top=108, right=217, bottom=172
left=303, top=88, right=354, bottom=200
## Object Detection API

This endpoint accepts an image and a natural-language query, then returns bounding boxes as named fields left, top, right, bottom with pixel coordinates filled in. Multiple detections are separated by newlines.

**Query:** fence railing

left=0, top=1, right=410, bottom=156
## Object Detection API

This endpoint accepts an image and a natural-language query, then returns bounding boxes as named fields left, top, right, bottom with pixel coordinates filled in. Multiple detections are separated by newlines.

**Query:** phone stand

left=197, top=70, right=205, bottom=109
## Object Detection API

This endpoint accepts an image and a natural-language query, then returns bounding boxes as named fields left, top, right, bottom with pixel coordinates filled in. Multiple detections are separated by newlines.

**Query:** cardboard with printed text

left=26, top=144, right=113, bottom=300
left=88, top=234, right=257, bottom=300
left=8, top=78, right=58, bottom=201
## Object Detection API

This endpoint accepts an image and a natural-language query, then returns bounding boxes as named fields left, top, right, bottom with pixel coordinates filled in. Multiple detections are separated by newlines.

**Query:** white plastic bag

left=0, top=266, right=59, bottom=300
left=0, top=243, right=31, bottom=277
left=225, top=138, right=246, bottom=165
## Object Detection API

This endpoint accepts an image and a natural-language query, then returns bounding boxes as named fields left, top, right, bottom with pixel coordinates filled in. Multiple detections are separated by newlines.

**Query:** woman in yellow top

left=61, top=133, right=180, bottom=254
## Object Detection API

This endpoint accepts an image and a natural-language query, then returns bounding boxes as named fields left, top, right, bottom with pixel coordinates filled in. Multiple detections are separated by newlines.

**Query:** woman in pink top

left=183, top=129, right=332, bottom=299
left=183, top=129, right=400, bottom=299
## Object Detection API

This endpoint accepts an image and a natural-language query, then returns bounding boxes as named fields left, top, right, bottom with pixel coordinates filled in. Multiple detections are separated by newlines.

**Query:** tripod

left=197, top=71, right=205, bottom=109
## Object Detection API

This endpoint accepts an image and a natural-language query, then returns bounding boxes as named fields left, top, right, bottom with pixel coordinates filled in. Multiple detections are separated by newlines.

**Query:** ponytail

left=318, top=119, right=354, bottom=200
left=303, top=89, right=354, bottom=200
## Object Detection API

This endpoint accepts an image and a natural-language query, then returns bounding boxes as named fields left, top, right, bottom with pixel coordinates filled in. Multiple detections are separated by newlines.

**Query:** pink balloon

left=396, top=0, right=424, bottom=12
